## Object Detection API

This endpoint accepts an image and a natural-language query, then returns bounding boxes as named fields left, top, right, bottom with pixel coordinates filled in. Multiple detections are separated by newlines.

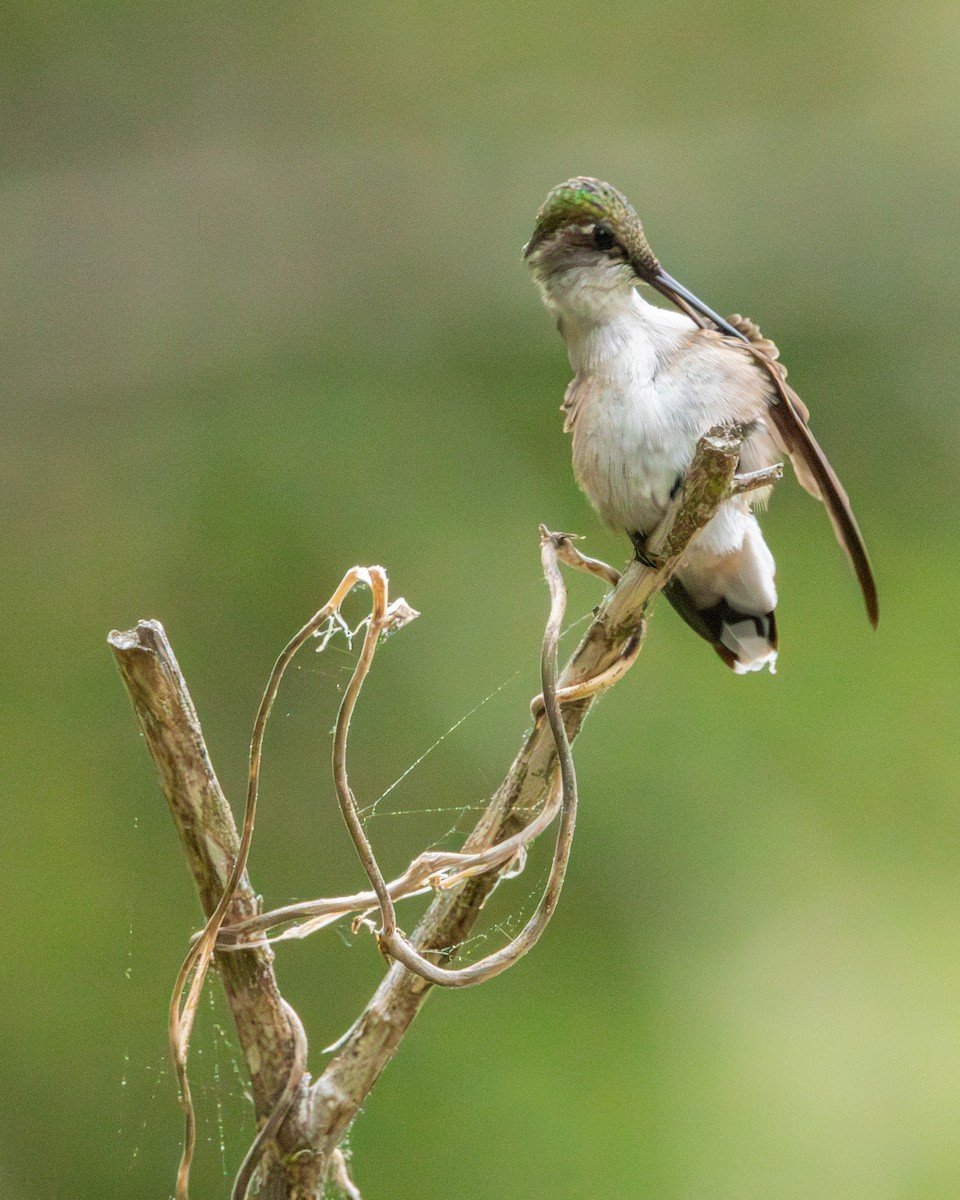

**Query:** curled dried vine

left=326, top=526, right=580, bottom=988
left=110, top=425, right=764, bottom=1198
left=170, top=567, right=418, bottom=1199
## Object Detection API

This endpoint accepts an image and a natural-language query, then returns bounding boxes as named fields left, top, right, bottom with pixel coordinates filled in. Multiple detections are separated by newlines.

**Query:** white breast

left=563, top=289, right=770, bottom=538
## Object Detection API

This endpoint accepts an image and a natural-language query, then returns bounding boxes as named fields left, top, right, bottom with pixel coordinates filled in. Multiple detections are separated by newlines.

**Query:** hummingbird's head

left=525, top=177, right=751, bottom=341
left=523, top=177, right=660, bottom=289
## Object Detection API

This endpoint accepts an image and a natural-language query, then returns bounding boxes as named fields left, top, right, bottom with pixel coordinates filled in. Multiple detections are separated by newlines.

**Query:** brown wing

left=725, top=315, right=879, bottom=628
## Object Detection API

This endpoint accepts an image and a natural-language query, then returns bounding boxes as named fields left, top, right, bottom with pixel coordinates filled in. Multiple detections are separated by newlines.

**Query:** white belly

left=570, top=379, right=693, bottom=533
left=564, top=305, right=773, bottom=538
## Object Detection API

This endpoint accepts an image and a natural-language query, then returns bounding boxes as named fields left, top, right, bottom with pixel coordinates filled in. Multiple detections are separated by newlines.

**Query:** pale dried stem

left=111, top=426, right=747, bottom=1196
left=218, top=779, right=564, bottom=947
left=168, top=567, right=415, bottom=1199
left=304, top=427, right=744, bottom=1163
left=548, top=528, right=623, bottom=587
left=108, top=622, right=320, bottom=1198
left=330, top=1150, right=363, bottom=1200
left=323, top=526, right=578, bottom=989
left=230, top=1000, right=309, bottom=1200
left=729, top=463, right=784, bottom=496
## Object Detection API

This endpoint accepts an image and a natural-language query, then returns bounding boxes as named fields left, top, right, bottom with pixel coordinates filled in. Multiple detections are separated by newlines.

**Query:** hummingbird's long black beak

left=649, top=268, right=748, bottom=344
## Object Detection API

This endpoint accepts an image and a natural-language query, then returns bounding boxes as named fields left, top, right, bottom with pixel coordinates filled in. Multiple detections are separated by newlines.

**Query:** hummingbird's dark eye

left=592, top=224, right=617, bottom=252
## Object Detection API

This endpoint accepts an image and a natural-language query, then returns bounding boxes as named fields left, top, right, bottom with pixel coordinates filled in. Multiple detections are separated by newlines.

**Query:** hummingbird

left=524, top=177, right=878, bottom=673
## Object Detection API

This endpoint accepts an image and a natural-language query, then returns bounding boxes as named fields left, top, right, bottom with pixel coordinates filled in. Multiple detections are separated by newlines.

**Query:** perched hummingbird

left=524, top=177, right=878, bottom=673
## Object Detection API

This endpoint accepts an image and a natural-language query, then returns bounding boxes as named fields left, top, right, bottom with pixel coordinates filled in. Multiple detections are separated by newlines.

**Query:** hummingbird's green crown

left=535, top=177, right=635, bottom=234
left=527, top=177, right=659, bottom=273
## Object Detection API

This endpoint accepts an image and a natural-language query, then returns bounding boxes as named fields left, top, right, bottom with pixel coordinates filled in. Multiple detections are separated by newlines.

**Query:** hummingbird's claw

left=631, top=540, right=657, bottom=568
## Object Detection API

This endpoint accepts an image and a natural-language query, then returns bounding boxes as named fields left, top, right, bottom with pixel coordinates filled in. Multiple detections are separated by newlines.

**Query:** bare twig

left=231, top=1000, right=309, bottom=1200
left=729, top=463, right=784, bottom=496
left=330, top=1149, right=363, bottom=1200
left=547, top=528, right=623, bottom=587
left=216, top=785, right=558, bottom=944
left=108, top=623, right=319, bottom=1198
left=322, top=526, right=579, bottom=988
left=304, top=426, right=745, bottom=1163
left=216, top=773, right=565, bottom=948
left=169, top=569, right=415, bottom=1198
left=111, top=425, right=749, bottom=1196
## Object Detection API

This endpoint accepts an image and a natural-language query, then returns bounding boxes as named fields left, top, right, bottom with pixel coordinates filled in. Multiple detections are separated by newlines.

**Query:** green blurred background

left=5, top=2, right=960, bottom=1196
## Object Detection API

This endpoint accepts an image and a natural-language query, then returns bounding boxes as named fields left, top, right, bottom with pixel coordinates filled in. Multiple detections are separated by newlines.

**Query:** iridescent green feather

left=533, top=177, right=637, bottom=235
left=530, top=177, right=659, bottom=272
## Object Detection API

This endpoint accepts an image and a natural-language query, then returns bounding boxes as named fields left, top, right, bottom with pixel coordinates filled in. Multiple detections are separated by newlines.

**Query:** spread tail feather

left=664, top=579, right=778, bottom=674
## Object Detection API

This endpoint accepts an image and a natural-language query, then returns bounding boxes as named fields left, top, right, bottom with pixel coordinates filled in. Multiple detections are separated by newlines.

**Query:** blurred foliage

left=4, top=2, right=960, bottom=1197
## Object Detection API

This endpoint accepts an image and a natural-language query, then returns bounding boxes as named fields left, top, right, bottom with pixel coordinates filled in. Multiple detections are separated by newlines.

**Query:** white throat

left=535, top=263, right=696, bottom=376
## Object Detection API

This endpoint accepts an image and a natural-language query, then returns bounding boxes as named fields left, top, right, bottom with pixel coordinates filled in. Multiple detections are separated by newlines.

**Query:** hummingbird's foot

left=637, top=474, right=687, bottom=563
left=636, top=512, right=679, bottom=564
left=630, top=530, right=660, bottom=568
left=539, top=526, right=621, bottom=587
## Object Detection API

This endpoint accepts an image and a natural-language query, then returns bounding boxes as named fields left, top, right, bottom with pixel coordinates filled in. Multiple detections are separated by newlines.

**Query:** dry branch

left=303, top=427, right=747, bottom=1164
left=110, top=426, right=754, bottom=1198
left=108, top=623, right=320, bottom=1197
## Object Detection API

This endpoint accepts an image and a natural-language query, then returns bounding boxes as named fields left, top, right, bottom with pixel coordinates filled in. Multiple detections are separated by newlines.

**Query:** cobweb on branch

left=360, top=610, right=592, bottom=825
